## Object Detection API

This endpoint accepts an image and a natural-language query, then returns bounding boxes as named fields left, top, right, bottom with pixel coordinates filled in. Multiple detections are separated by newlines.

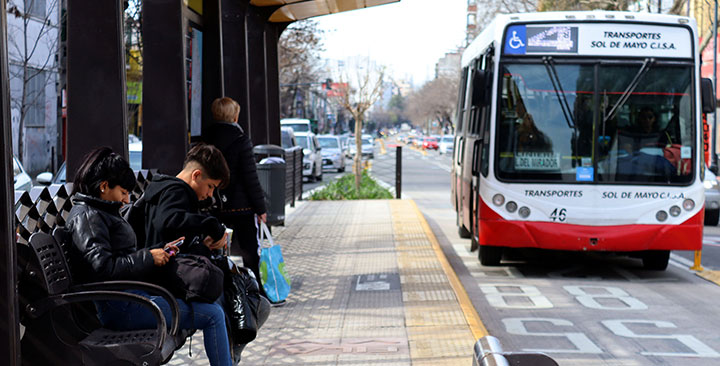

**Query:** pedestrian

left=65, top=146, right=233, bottom=366
left=204, top=97, right=269, bottom=298
left=141, top=143, right=230, bottom=256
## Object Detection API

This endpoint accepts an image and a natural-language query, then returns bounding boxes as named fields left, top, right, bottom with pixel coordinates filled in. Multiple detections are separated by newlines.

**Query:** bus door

left=461, top=59, right=486, bottom=237
left=453, top=67, right=470, bottom=225
left=471, top=50, right=494, bottom=246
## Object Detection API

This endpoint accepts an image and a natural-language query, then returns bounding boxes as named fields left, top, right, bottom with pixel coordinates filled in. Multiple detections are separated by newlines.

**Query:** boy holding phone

left=142, top=144, right=230, bottom=257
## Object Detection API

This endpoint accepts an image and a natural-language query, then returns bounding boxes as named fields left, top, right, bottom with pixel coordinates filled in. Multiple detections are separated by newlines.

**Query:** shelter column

left=66, top=0, right=128, bottom=177
left=143, top=0, right=188, bottom=174
left=0, top=0, right=20, bottom=362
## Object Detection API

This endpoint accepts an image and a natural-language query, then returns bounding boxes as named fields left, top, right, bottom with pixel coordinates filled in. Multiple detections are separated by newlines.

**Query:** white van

left=280, top=118, right=312, bottom=133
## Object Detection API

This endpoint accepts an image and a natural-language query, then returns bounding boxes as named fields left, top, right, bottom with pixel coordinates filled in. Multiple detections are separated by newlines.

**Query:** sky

left=313, top=0, right=467, bottom=87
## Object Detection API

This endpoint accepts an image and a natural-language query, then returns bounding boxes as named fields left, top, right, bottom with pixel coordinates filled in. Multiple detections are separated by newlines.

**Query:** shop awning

left=250, top=0, right=400, bottom=23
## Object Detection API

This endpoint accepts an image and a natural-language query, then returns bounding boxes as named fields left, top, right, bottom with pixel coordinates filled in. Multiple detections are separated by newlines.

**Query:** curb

left=407, top=199, right=489, bottom=340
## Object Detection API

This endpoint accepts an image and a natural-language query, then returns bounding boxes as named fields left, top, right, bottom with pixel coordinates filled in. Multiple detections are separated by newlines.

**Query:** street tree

left=334, top=60, right=385, bottom=190
left=278, top=20, right=324, bottom=118
left=406, top=76, right=459, bottom=135
left=7, top=0, right=61, bottom=166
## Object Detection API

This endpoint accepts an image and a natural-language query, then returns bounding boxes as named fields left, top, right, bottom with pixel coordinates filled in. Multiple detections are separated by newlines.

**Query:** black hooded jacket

left=66, top=193, right=155, bottom=282
left=204, top=121, right=266, bottom=217
left=142, top=174, right=225, bottom=255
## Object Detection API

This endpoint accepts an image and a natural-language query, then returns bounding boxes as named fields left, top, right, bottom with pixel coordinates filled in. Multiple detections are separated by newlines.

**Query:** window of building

left=28, top=0, right=46, bottom=18
left=25, top=69, right=46, bottom=127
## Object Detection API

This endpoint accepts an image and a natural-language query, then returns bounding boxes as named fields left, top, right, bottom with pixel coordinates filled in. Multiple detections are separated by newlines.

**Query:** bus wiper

left=602, top=57, right=655, bottom=125
left=542, top=56, right=576, bottom=129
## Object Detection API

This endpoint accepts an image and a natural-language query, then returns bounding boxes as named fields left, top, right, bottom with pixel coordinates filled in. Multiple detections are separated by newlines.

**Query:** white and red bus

left=451, top=11, right=716, bottom=270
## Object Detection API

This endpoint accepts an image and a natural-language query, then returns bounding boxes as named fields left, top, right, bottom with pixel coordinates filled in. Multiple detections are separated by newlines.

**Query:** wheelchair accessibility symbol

left=508, top=31, right=525, bottom=49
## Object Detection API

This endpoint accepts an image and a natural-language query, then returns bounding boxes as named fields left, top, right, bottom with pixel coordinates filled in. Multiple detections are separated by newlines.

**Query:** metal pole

left=0, top=0, right=20, bottom=362
left=396, top=146, right=402, bottom=199
left=714, top=0, right=718, bottom=171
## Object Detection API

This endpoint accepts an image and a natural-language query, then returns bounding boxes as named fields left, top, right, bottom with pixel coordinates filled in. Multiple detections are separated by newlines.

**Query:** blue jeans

left=96, top=291, right=231, bottom=366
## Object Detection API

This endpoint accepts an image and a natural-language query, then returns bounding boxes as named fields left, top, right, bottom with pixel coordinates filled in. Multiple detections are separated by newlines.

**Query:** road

left=388, top=141, right=720, bottom=365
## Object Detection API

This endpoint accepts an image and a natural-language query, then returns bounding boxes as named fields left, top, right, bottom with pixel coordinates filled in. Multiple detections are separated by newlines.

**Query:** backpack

left=120, top=193, right=147, bottom=248
left=159, top=251, right=224, bottom=303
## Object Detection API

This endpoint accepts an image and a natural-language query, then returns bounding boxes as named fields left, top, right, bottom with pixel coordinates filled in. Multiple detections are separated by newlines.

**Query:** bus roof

left=462, top=11, right=697, bottom=67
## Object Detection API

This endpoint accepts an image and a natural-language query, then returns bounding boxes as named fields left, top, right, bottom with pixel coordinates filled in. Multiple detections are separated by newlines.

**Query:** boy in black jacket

left=143, top=144, right=230, bottom=255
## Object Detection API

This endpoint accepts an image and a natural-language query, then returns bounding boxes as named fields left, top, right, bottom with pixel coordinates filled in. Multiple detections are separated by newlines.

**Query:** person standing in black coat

left=204, top=97, right=268, bottom=296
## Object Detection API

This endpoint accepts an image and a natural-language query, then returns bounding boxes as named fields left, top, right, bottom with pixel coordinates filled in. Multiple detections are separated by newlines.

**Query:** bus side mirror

left=472, top=70, right=487, bottom=107
left=701, top=78, right=716, bottom=114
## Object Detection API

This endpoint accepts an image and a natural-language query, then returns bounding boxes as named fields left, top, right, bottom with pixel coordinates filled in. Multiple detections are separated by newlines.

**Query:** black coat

left=66, top=193, right=155, bottom=282
left=204, top=121, right=266, bottom=217
left=142, top=174, right=224, bottom=256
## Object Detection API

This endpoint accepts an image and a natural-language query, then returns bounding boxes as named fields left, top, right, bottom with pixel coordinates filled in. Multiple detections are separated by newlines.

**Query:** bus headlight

left=492, top=194, right=505, bottom=206
left=682, top=199, right=695, bottom=211
left=518, top=206, right=531, bottom=218
left=656, top=210, right=668, bottom=222
left=506, top=201, right=518, bottom=213
left=669, top=206, right=681, bottom=217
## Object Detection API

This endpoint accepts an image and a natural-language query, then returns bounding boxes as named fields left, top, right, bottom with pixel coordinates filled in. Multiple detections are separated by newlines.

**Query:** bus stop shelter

left=0, top=0, right=398, bottom=363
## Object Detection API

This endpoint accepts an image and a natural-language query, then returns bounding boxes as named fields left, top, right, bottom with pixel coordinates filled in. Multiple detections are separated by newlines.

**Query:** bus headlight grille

left=506, top=201, right=518, bottom=213
left=492, top=194, right=505, bottom=206
left=682, top=199, right=695, bottom=211
left=656, top=210, right=668, bottom=222
left=518, top=206, right=531, bottom=218
left=669, top=206, right=681, bottom=217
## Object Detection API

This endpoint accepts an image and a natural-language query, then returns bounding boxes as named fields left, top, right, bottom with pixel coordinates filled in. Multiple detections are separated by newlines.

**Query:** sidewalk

left=168, top=199, right=484, bottom=365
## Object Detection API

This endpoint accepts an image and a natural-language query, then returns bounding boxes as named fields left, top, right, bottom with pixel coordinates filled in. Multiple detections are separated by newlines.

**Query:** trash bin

left=253, top=144, right=286, bottom=226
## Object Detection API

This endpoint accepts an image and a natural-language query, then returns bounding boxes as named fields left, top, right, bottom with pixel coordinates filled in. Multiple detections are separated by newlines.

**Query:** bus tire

left=642, top=250, right=670, bottom=271
left=470, top=235, right=478, bottom=252
left=458, top=225, right=471, bottom=239
left=705, top=209, right=719, bottom=226
left=479, top=245, right=502, bottom=266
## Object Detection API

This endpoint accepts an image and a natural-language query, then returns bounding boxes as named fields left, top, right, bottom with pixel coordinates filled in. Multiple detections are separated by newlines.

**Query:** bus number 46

left=550, top=208, right=567, bottom=222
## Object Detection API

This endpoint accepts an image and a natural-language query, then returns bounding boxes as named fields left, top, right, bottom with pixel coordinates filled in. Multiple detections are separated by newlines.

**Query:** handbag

left=215, top=256, right=264, bottom=344
left=257, top=221, right=291, bottom=303
left=159, top=253, right=224, bottom=303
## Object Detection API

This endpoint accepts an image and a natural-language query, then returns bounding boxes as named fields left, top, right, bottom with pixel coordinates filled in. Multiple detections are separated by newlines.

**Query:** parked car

left=37, top=143, right=143, bottom=186
left=439, top=135, right=454, bottom=155
left=705, top=169, right=720, bottom=226
left=347, top=134, right=375, bottom=159
left=422, top=137, right=439, bottom=150
left=281, top=118, right=312, bottom=133
left=280, top=126, right=298, bottom=149
left=317, top=135, right=346, bottom=173
left=13, top=156, right=32, bottom=192
left=294, top=131, right=323, bottom=182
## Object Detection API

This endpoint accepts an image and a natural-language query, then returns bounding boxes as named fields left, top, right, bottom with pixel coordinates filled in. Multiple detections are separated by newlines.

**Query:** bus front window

left=496, top=62, right=694, bottom=185
left=597, top=65, right=693, bottom=184
left=497, top=63, right=595, bottom=182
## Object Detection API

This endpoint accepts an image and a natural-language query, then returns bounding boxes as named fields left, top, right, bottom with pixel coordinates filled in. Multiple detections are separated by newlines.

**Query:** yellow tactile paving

left=390, top=199, right=487, bottom=364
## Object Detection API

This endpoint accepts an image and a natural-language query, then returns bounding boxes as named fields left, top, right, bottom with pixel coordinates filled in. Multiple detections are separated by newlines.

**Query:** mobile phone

left=164, top=239, right=183, bottom=254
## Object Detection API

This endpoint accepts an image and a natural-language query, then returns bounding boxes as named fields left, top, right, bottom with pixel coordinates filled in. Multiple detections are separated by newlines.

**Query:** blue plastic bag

left=257, top=222, right=290, bottom=303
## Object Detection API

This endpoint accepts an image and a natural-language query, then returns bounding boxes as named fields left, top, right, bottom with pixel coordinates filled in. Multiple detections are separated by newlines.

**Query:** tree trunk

left=354, top=115, right=363, bottom=191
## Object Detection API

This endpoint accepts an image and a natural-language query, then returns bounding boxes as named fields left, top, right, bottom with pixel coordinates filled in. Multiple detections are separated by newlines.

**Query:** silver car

left=704, top=169, right=720, bottom=225
left=318, top=135, right=346, bottom=172
left=295, top=131, right=323, bottom=182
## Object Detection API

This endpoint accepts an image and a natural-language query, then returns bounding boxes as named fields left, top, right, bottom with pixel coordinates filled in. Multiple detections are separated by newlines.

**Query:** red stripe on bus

left=477, top=199, right=703, bottom=251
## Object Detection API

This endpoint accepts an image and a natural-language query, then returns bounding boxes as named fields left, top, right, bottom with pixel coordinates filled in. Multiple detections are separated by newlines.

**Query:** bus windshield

left=496, top=61, right=694, bottom=185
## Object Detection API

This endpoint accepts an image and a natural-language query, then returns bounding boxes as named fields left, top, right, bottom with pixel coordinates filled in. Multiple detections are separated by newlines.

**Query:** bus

left=451, top=11, right=716, bottom=270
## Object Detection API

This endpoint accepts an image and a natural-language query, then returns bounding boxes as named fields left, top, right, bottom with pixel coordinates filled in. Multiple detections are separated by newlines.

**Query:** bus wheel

left=479, top=245, right=503, bottom=266
left=642, top=250, right=670, bottom=271
left=458, top=225, right=471, bottom=239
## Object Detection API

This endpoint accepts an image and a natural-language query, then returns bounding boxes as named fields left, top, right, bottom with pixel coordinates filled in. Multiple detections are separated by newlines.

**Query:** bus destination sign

left=504, top=23, right=691, bottom=58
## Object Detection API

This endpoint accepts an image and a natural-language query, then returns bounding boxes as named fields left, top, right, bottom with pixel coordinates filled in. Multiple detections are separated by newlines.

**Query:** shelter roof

left=250, top=0, right=399, bottom=22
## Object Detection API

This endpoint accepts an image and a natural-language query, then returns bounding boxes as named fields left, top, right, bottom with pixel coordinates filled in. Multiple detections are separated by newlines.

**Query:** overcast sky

left=314, top=0, right=467, bottom=87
